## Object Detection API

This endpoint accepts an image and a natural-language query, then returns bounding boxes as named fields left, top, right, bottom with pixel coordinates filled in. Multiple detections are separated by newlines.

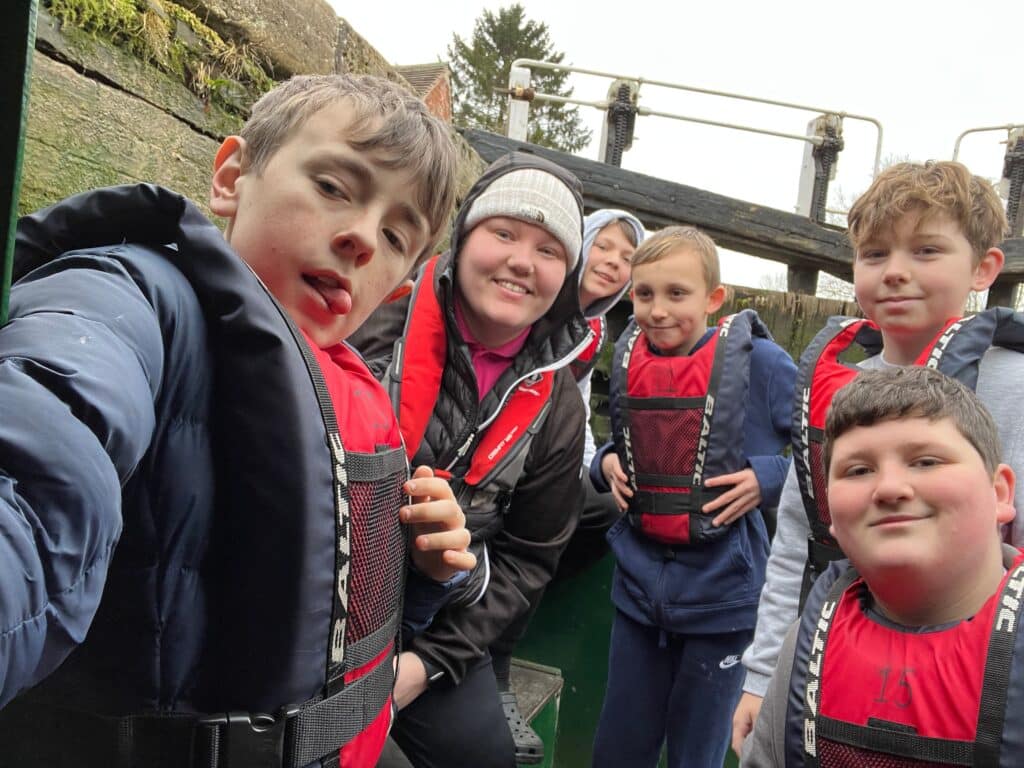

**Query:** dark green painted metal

left=1, top=0, right=38, bottom=324
left=516, top=552, right=616, bottom=768
left=524, top=693, right=560, bottom=768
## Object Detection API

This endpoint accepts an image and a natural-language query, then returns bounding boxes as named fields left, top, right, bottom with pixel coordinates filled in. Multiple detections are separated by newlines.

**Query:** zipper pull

left=446, top=432, right=476, bottom=471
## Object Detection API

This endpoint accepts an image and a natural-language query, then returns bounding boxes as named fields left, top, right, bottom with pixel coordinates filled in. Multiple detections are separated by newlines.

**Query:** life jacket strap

left=631, top=484, right=728, bottom=513
left=815, top=714, right=974, bottom=766
left=799, top=536, right=846, bottom=612
left=0, top=652, right=394, bottom=768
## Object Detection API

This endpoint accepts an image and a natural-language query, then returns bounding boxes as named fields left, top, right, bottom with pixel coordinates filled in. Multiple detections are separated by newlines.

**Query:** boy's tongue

left=320, top=285, right=351, bottom=315
left=307, top=276, right=352, bottom=315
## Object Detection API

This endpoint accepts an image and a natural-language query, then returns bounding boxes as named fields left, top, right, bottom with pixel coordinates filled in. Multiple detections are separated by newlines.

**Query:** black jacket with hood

left=351, top=152, right=591, bottom=685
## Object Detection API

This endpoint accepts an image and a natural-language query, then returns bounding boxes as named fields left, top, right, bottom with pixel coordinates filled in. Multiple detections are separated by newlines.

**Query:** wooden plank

left=511, top=658, right=563, bottom=721
left=462, top=128, right=1024, bottom=283
left=1002, top=240, right=1024, bottom=275
left=463, top=127, right=853, bottom=280
left=988, top=280, right=1019, bottom=309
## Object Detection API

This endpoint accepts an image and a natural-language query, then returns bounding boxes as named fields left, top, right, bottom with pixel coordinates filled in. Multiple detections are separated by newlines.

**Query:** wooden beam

left=464, top=128, right=853, bottom=278
left=787, top=266, right=818, bottom=295
left=1002, top=240, right=1024, bottom=276
left=987, top=280, right=1019, bottom=309
left=462, top=128, right=1024, bottom=283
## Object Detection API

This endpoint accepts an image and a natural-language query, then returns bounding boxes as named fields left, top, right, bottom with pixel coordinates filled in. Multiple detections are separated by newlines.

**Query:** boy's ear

left=994, top=463, right=1016, bottom=527
left=971, top=247, right=1005, bottom=292
left=385, top=279, right=414, bottom=304
left=704, top=285, right=727, bottom=315
left=210, top=136, right=246, bottom=219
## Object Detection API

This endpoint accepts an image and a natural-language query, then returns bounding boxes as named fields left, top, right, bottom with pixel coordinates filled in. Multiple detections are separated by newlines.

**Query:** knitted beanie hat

left=460, top=167, right=583, bottom=270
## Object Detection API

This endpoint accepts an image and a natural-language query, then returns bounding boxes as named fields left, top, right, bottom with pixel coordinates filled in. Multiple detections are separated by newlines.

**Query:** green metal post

left=1, top=0, right=39, bottom=324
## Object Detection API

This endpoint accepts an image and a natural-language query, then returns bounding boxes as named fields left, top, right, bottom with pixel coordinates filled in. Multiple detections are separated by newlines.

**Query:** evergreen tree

left=447, top=5, right=591, bottom=153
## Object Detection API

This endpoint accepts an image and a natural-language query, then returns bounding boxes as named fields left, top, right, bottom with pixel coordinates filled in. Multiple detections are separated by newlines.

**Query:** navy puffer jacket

left=0, top=184, right=369, bottom=718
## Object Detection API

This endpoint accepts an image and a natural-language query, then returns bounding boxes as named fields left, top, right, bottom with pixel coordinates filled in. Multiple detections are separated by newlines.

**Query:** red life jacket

left=387, top=257, right=557, bottom=505
left=794, top=308, right=1024, bottom=603
left=568, top=316, right=607, bottom=382
left=302, top=336, right=408, bottom=767
left=789, top=551, right=1024, bottom=768
left=610, top=309, right=770, bottom=546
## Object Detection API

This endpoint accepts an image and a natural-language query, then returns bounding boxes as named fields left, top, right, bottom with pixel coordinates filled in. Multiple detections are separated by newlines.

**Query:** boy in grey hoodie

left=574, top=210, right=646, bottom=533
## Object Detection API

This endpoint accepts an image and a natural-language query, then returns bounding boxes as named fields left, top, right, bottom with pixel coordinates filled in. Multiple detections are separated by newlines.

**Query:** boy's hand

left=703, top=468, right=762, bottom=526
left=601, top=453, right=633, bottom=511
left=731, top=691, right=763, bottom=757
left=403, top=466, right=475, bottom=582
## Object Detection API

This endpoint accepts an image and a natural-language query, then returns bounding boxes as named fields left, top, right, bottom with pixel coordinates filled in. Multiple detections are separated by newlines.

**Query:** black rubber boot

left=500, top=690, right=544, bottom=764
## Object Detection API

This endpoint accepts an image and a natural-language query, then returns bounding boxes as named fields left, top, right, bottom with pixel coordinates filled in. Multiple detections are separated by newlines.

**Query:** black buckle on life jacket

left=199, top=706, right=300, bottom=768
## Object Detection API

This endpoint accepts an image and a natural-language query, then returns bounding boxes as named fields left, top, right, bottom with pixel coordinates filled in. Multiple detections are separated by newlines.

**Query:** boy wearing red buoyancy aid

left=743, top=366, right=1023, bottom=768
left=589, top=226, right=796, bottom=768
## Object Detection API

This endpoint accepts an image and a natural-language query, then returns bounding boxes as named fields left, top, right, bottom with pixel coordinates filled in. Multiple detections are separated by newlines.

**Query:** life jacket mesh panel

left=810, top=440, right=832, bottom=526
left=345, top=466, right=407, bottom=645
left=628, top=406, right=703, bottom=484
left=819, top=739, right=953, bottom=768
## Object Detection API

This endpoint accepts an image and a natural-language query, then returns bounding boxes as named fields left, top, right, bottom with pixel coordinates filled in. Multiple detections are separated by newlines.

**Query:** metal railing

left=506, top=58, right=884, bottom=176
left=953, top=124, right=1024, bottom=162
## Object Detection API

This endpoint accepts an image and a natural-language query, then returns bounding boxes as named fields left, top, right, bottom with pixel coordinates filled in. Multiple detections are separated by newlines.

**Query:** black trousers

left=384, top=655, right=516, bottom=768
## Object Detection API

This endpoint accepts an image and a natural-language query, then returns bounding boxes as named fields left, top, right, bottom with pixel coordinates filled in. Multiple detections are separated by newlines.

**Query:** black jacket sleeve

left=409, top=369, right=585, bottom=684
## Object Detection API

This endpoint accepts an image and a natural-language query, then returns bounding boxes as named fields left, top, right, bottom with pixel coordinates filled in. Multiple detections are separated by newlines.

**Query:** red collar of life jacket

left=569, top=316, right=607, bottom=382
left=393, top=256, right=555, bottom=486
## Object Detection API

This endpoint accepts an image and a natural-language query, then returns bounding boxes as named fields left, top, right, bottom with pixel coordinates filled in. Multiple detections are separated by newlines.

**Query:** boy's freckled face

left=456, top=216, right=567, bottom=348
left=853, top=212, right=986, bottom=348
left=225, top=103, right=429, bottom=347
left=827, top=416, right=1012, bottom=581
left=631, top=247, right=719, bottom=355
left=579, top=221, right=635, bottom=309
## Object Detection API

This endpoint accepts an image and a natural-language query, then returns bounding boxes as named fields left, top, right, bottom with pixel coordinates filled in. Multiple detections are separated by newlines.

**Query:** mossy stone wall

left=22, top=0, right=484, bottom=219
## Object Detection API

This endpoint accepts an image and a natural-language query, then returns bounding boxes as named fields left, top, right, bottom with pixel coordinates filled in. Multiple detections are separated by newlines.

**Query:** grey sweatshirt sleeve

left=741, top=461, right=808, bottom=696
left=741, top=354, right=886, bottom=696
left=976, top=348, right=1024, bottom=545
left=740, top=620, right=798, bottom=767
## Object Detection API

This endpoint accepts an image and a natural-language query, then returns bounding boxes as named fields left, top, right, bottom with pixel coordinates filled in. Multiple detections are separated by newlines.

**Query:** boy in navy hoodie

left=590, top=226, right=795, bottom=768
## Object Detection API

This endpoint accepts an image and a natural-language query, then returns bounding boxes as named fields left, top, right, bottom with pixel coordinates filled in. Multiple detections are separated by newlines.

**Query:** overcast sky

left=329, top=0, right=1021, bottom=288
